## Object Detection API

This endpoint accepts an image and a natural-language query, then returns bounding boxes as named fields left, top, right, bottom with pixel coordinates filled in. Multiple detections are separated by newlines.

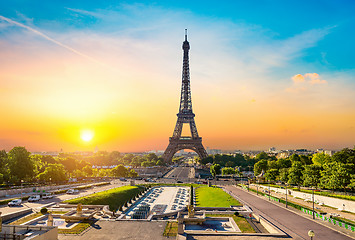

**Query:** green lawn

left=163, top=221, right=178, bottom=236
left=195, top=186, right=241, bottom=207
left=64, top=185, right=143, bottom=211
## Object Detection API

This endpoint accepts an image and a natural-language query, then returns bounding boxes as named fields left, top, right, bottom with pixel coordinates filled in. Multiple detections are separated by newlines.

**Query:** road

left=164, top=166, right=191, bottom=180
left=225, top=185, right=354, bottom=240
left=0, top=181, right=129, bottom=216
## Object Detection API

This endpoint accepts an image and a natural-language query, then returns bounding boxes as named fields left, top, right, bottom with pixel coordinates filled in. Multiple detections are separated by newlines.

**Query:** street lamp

left=268, top=181, right=271, bottom=201
left=312, top=188, right=315, bottom=219
left=308, top=230, right=315, bottom=240
left=20, top=180, right=24, bottom=196
left=285, top=183, right=288, bottom=208
left=257, top=179, right=259, bottom=196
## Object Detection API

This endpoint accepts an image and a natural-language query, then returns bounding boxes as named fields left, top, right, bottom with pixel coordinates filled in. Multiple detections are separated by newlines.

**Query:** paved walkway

left=250, top=184, right=355, bottom=222
left=225, top=185, right=354, bottom=240
left=58, top=220, right=168, bottom=240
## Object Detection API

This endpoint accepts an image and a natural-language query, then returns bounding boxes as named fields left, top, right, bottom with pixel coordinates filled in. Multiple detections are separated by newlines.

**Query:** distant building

left=206, top=148, right=222, bottom=155
left=324, top=150, right=336, bottom=156
left=268, top=147, right=276, bottom=153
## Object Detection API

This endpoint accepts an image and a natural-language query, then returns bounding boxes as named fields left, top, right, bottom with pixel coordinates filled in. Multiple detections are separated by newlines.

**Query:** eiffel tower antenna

left=162, top=30, right=208, bottom=162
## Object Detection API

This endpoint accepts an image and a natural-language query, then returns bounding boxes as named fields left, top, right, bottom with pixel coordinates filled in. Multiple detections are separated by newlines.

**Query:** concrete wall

left=1, top=225, right=57, bottom=240
left=252, top=213, right=280, bottom=234
left=2, top=208, right=32, bottom=222
left=0, top=183, right=84, bottom=198
left=255, top=185, right=355, bottom=213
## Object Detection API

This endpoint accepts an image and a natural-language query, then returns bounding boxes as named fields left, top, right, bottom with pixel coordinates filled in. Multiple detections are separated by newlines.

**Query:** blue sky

left=0, top=0, right=355, bottom=151
left=1, top=0, right=355, bottom=69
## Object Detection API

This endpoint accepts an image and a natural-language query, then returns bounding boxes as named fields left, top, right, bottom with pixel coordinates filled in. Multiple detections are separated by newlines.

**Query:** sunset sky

left=1, top=1, right=355, bottom=152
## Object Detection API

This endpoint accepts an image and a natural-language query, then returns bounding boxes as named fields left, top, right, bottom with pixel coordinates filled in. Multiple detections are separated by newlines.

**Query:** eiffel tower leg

left=194, top=142, right=208, bottom=159
left=162, top=142, right=177, bottom=162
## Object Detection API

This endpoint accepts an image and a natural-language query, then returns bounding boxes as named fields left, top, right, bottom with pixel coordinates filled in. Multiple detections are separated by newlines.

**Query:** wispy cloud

left=0, top=15, right=106, bottom=66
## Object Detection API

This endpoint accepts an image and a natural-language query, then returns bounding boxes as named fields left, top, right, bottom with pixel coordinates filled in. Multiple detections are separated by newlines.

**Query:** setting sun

left=81, top=130, right=94, bottom=142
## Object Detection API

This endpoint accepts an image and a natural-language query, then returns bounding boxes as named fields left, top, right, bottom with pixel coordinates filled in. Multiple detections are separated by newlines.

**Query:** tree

left=279, top=168, right=289, bottom=183
left=222, top=167, right=235, bottom=175
left=289, top=154, right=300, bottom=163
left=146, top=153, right=158, bottom=162
left=320, top=162, right=338, bottom=191
left=299, top=155, right=312, bottom=165
left=41, top=155, right=57, bottom=164
left=82, top=165, right=93, bottom=177
left=256, top=152, right=269, bottom=161
left=225, top=161, right=235, bottom=168
left=200, top=156, right=213, bottom=165
left=109, top=151, right=121, bottom=165
left=8, top=147, right=34, bottom=182
left=287, top=162, right=304, bottom=188
left=312, top=153, right=331, bottom=166
left=265, top=169, right=279, bottom=182
left=303, top=164, right=322, bottom=187
left=277, top=158, right=292, bottom=168
left=128, top=169, right=138, bottom=178
left=210, top=164, right=221, bottom=177
left=253, top=159, right=268, bottom=176
left=59, top=157, right=77, bottom=173
left=37, top=163, right=67, bottom=182
left=156, top=159, right=164, bottom=166
left=111, top=164, right=128, bottom=177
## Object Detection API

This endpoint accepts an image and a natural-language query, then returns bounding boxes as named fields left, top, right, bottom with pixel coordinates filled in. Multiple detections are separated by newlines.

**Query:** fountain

left=61, top=203, right=97, bottom=222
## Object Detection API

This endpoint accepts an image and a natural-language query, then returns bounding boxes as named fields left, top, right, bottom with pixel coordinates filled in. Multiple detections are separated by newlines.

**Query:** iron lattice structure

left=162, top=30, right=208, bottom=162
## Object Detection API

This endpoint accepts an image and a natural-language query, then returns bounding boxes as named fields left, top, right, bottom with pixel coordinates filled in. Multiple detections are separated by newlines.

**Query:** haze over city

left=1, top=0, right=355, bottom=152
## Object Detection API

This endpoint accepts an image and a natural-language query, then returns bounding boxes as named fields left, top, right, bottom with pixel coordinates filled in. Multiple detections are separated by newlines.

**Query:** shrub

left=40, top=207, right=48, bottom=215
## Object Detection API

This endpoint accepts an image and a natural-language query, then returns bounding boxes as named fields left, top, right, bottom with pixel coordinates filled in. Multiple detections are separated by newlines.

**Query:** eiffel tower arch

left=162, top=30, right=208, bottom=162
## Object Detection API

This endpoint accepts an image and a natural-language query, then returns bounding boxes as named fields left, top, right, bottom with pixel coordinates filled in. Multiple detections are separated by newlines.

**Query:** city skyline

left=1, top=1, right=355, bottom=152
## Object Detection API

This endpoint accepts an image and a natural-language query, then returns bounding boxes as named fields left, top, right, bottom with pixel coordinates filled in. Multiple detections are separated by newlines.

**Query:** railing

left=301, top=208, right=355, bottom=232
left=0, top=234, right=21, bottom=240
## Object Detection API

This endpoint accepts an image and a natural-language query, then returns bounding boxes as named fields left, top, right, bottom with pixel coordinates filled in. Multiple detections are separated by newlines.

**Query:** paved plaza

left=125, top=186, right=190, bottom=218
left=58, top=221, right=168, bottom=240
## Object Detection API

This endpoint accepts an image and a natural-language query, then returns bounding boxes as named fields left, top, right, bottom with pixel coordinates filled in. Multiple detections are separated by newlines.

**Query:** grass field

left=64, top=185, right=143, bottom=211
left=58, top=220, right=95, bottom=234
left=195, top=186, right=241, bottom=207
left=163, top=221, right=178, bottom=236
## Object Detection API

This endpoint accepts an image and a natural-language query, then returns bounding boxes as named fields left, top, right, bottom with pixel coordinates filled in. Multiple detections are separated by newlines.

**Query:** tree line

left=199, top=147, right=355, bottom=192
left=252, top=147, right=355, bottom=191
left=0, top=147, right=167, bottom=184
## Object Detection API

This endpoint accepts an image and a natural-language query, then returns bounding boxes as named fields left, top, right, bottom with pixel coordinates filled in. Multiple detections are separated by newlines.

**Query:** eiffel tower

left=162, top=30, right=208, bottom=162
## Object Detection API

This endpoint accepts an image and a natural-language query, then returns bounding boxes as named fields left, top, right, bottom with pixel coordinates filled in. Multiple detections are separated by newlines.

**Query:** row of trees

left=253, top=147, right=355, bottom=191
left=200, top=153, right=257, bottom=170
left=0, top=147, right=140, bottom=184
left=63, top=151, right=166, bottom=167
left=210, top=164, right=242, bottom=177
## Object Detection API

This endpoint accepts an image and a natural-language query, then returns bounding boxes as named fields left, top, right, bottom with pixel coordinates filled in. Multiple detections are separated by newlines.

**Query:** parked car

left=119, top=177, right=127, bottom=181
left=8, top=199, right=22, bottom=207
left=28, top=195, right=41, bottom=202
left=176, top=180, right=183, bottom=183
left=66, top=189, right=78, bottom=194
left=42, top=193, right=54, bottom=199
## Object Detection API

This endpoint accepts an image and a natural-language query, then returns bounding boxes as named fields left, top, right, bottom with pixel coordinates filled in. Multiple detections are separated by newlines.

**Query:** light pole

left=312, top=188, right=315, bottom=219
left=308, top=230, right=315, bottom=240
left=257, top=179, right=259, bottom=196
left=20, top=180, right=24, bottom=197
left=285, top=183, right=288, bottom=208
left=268, top=181, right=271, bottom=201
